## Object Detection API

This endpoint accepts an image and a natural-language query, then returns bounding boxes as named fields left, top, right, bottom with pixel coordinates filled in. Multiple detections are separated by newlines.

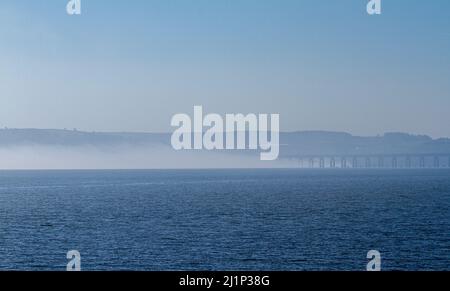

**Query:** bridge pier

left=378, top=157, right=384, bottom=168
left=420, top=156, right=425, bottom=168
left=341, top=158, right=347, bottom=169
left=392, top=157, right=398, bottom=169
left=434, top=156, right=440, bottom=168
left=319, top=158, right=325, bottom=169
left=365, top=157, right=371, bottom=168
left=330, top=158, right=336, bottom=168
left=406, top=156, right=412, bottom=168
left=309, top=158, right=314, bottom=168
left=352, top=157, right=358, bottom=168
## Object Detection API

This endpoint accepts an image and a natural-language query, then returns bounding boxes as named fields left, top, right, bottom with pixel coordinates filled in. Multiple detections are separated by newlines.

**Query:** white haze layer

left=0, top=145, right=294, bottom=170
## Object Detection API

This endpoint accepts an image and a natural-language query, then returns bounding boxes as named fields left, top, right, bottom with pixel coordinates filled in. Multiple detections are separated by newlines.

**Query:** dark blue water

left=0, top=169, right=449, bottom=271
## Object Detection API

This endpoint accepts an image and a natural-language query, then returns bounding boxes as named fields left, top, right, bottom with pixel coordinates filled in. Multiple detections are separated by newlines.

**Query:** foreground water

left=0, top=169, right=449, bottom=270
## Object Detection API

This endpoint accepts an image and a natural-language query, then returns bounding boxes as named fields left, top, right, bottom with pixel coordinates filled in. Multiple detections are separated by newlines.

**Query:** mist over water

left=0, top=145, right=294, bottom=170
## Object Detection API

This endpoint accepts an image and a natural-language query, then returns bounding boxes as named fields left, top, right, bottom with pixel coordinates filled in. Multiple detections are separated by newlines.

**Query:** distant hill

left=1, top=128, right=449, bottom=157
left=281, top=131, right=450, bottom=156
left=0, top=129, right=168, bottom=147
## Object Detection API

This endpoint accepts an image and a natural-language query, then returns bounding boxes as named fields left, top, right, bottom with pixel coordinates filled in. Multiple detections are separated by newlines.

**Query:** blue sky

left=0, top=0, right=449, bottom=137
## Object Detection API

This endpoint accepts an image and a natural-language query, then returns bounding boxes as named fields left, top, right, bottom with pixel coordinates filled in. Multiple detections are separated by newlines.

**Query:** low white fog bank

left=0, top=145, right=295, bottom=170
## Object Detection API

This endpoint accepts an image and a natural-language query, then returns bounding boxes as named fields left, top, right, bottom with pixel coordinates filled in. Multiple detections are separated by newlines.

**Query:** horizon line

left=0, top=127, right=448, bottom=140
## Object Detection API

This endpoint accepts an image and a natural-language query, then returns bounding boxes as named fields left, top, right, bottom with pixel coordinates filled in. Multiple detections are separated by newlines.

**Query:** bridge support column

left=309, top=158, right=314, bottom=168
left=365, top=157, right=371, bottom=168
left=341, top=158, right=347, bottom=169
left=352, top=157, right=358, bottom=169
left=330, top=158, right=336, bottom=168
left=378, top=157, right=384, bottom=168
left=406, top=156, right=412, bottom=168
left=392, top=157, right=398, bottom=168
left=420, top=156, right=425, bottom=168
left=319, top=158, right=325, bottom=169
left=434, top=156, right=440, bottom=168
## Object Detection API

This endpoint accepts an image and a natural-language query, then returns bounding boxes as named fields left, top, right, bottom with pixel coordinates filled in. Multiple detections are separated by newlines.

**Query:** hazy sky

left=0, top=0, right=449, bottom=137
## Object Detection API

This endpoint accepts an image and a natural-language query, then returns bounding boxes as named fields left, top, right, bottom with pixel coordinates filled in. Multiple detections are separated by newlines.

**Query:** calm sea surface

left=0, top=169, right=449, bottom=271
